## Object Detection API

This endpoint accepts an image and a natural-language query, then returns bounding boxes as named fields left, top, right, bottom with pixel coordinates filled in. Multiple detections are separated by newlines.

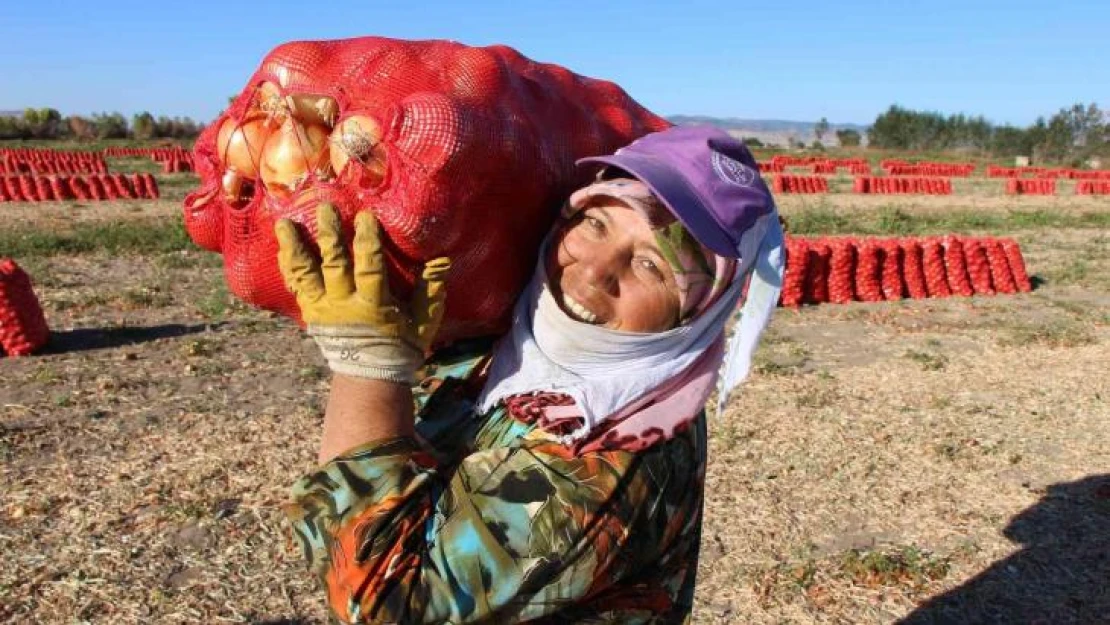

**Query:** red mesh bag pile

left=184, top=37, right=669, bottom=343
left=0, top=173, right=158, bottom=202
left=777, top=235, right=1033, bottom=307
left=771, top=175, right=829, bottom=194
left=0, top=259, right=50, bottom=357
left=1005, top=179, right=1056, bottom=195
left=1076, top=181, right=1110, bottom=195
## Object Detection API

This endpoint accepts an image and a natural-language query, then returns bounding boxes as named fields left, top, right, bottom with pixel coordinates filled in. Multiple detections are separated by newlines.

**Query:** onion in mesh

left=287, top=94, right=339, bottom=128
left=259, top=119, right=331, bottom=199
left=216, top=113, right=278, bottom=179
left=329, top=115, right=387, bottom=185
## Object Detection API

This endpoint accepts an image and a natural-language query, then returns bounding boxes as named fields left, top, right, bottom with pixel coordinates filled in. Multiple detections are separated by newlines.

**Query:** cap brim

left=577, top=154, right=738, bottom=258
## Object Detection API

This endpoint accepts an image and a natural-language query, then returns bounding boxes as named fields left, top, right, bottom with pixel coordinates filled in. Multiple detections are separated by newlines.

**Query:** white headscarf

left=477, top=211, right=783, bottom=448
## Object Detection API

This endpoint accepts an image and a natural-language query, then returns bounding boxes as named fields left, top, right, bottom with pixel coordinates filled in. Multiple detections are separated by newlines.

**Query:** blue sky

left=1, top=0, right=1106, bottom=126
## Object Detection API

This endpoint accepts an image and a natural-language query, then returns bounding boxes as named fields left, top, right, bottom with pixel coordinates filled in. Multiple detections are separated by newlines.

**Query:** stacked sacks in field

left=0, top=173, right=159, bottom=202
left=1076, top=181, right=1110, bottom=195
left=0, top=148, right=107, bottom=175
left=987, top=166, right=1021, bottom=178
left=853, top=177, right=953, bottom=195
left=883, top=162, right=975, bottom=177
left=772, top=174, right=829, bottom=194
left=1005, top=179, right=1056, bottom=195
left=0, top=259, right=49, bottom=357
left=1071, top=170, right=1110, bottom=180
left=778, top=235, right=1032, bottom=308
left=757, top=161, right=787, bottom=173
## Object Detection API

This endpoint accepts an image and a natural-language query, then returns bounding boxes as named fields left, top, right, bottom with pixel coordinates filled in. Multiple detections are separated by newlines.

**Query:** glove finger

left=411, top=257, right=451, bottom=349
left=275, top=219, right=325, bottom=304
left=316, top=203, right=354, bottom=298
left=352, top=211, right=387, bottom=308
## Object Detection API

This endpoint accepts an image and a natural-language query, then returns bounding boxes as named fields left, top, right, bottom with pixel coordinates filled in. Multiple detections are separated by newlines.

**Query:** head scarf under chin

left=477, top=179, right=785, bottom=454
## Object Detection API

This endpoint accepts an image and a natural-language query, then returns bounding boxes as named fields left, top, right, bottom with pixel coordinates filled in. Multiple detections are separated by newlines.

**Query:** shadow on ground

left=900, top=474, right=1110, bottom=624
left=42, top=323, right=223, bottom=354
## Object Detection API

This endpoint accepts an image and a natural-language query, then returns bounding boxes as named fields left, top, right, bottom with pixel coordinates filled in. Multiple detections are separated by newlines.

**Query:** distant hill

left=666, top=115, right=869, bottom=147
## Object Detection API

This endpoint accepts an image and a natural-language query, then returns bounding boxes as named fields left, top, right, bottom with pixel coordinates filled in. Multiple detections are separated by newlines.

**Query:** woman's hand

left=275, top=203, right=451, bottom=385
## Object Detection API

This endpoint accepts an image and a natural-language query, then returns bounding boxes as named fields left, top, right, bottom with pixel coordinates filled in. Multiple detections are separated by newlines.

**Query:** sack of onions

left=185, top=36, right=669, bottom=343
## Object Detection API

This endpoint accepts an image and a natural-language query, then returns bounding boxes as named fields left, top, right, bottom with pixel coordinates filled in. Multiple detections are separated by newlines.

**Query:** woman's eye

left=585, top=216, right=605, bottom=234
left=637, top=257, right=664, bottom=279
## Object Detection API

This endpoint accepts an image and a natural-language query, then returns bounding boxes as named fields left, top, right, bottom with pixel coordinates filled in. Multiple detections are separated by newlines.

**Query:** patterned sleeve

left=284, top=427, right=702, bottom=624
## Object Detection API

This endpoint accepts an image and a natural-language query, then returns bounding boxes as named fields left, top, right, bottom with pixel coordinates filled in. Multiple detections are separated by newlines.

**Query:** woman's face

left=547, top=201, right=681, bottom=333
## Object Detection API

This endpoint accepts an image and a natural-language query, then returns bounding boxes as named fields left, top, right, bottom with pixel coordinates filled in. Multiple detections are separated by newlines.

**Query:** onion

left=221, top=170, right=253, bottom=207
left=216, top=113, right=277, bottom=179
left=254, top=81, right=286, bottom=121
left=287, top=94, right=339, bottom=128
left=259, top=119, right=331, bottom=199
left=329, top=115, right=387, bottom=185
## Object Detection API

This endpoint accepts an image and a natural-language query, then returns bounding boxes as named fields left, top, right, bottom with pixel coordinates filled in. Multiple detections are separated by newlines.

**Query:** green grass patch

left=838, top=547, right=950, bottom=588
left=0, top=218, right=195, bottom=257
left=998, top=320, right=1097, bottom=348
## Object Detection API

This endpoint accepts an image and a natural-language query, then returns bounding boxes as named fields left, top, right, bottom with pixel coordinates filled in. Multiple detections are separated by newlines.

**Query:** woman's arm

left=274, top=203, right=449, bottom=464
left=318, top=375, right=414, bottom=464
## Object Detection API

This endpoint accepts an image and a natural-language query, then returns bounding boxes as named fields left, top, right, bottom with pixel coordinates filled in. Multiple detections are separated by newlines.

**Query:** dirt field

left=1, top=176, right=1107, bottom=623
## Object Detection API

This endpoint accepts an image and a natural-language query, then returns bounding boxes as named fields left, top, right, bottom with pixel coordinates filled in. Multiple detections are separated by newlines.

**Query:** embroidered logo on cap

left=711, top=151, right=757, bottom=188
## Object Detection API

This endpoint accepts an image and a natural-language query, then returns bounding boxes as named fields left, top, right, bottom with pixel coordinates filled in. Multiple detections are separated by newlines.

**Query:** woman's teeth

left=562, top=294, right=599, bottom=324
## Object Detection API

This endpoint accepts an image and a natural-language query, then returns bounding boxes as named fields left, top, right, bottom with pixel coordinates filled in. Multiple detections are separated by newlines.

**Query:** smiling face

left=546, top=201, right=682, bottom=333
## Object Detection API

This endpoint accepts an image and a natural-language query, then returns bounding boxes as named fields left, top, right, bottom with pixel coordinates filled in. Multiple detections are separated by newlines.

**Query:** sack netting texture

left=185, top=37, right=669, bottom=342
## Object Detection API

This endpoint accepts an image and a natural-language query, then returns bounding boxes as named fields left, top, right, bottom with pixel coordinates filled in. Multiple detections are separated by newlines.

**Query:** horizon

left=1, top=0, right=1107, bottom=127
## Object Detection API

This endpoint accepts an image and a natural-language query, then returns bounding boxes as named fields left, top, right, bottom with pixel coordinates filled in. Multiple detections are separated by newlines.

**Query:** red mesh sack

left=983, top=238, right=1018, bottom=294
left=184, top=37, right=669, bottom=343
left=1000, top=238, right=1032, bottom=292
left=87, top=176, right=106, bottom=201
left=142, top=173, right=159, bottom=199
left=803, top=241, right=830, bottom=304
left=855, top=239, right=883, bottom=302
left=963, top=238, right=995, bottom=295
left=942, top=236, right=974, bottom=297
left=18, top=175, right=37, bottom=201
left=70, top=176, right=90, bottom=200
left=781, top=237, right=809, bottom=308
left=34, top=177, right=54, bottom=201
left=827, top=237, right=856, bottom=304
left=900, top=239, right=928, bottom=299
left=879, top=240, right=905, bottom=300
left=0, top=259, right=50, bottom=357
left=4, top=177, right=24, bottom=202
left=0, top=181, right=8, bottom=202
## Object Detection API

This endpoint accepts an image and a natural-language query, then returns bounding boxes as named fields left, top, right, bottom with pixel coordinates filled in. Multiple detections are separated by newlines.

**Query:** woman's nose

left=580, top=246, right=621, bottom=294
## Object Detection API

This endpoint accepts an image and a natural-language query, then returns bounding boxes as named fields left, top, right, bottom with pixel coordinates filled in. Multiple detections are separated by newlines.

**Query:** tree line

left=0, top=108, right=203, bottom=141
left=865, top=102, right=1107, bottom=165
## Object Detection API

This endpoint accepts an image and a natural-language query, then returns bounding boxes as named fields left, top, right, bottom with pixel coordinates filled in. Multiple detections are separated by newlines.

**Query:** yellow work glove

left=274, top=203, right=451, bottom=385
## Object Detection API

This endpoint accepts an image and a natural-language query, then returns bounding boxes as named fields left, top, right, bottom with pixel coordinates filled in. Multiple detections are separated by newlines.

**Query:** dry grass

left=1, top=190, right=1107, bottom=623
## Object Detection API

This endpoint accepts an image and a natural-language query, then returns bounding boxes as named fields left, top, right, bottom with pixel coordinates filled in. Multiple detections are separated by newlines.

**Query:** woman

left=276, top=125, right=784, bottom=624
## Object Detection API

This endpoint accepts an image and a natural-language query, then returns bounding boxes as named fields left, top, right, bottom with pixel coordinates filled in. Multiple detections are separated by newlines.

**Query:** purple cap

left=577, top=125, right=774, bottom=258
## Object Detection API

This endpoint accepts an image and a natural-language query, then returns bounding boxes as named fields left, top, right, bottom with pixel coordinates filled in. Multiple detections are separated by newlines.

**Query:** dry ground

left=1, top=179, right=1107, bottom=623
